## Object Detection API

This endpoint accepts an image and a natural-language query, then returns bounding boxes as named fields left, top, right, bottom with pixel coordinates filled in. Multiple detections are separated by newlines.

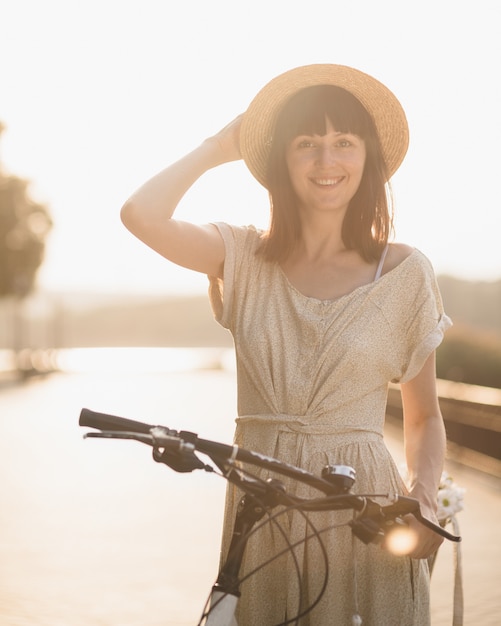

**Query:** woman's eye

left=336, top=139, right=352, bottom=148
left=297, top=139, right=315, bottom=149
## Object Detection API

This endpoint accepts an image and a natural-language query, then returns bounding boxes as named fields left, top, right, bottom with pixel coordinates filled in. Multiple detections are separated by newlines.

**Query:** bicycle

left=79, top=407, right=461, bottom=626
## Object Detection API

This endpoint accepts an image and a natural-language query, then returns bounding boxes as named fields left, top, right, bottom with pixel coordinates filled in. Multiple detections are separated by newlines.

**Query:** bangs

left=274, top=85, right=375, bottom=144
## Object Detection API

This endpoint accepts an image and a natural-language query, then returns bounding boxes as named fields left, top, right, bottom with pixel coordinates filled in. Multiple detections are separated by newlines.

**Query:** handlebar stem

left=214, top=480, right=286, bottom=596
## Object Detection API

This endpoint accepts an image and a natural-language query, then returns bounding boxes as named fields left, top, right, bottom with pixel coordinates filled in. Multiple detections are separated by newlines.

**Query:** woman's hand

left=204, top=114, right=244, bottom=165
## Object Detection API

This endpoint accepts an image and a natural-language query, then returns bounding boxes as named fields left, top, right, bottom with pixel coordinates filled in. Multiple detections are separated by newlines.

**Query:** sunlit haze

left=2, top=0, right=500, bottom=295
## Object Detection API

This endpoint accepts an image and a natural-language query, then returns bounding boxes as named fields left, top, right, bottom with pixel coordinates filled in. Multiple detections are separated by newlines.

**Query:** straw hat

left=240, top=64, right=409, bottom=188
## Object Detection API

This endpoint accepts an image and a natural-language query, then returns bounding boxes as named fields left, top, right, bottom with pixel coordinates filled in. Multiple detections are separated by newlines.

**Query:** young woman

left=121, top=64, right=451, bottom=625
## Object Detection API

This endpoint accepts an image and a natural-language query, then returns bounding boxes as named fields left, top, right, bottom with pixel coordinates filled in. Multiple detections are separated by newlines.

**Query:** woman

left=121, top=64, right=451, bottom=625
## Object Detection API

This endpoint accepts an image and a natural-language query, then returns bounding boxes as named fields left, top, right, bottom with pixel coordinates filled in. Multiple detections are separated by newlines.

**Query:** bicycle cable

left=200, top=464, right=331, bottom=626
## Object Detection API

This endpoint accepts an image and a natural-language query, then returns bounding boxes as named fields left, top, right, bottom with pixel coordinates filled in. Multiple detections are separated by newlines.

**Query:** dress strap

left=374, top=244, right=390, bottom=281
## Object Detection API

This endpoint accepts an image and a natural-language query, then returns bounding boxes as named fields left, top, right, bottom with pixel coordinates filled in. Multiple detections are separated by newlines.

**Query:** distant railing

left=387, top=380, right=501, bottom=478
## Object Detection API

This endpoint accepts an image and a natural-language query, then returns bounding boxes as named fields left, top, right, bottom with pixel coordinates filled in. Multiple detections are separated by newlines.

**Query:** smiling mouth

left=312, top=177, right=344, bottom=187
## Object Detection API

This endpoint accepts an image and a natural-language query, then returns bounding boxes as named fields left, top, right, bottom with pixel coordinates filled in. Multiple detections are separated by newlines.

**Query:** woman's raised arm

left=120, top=115, right=243, bottom=278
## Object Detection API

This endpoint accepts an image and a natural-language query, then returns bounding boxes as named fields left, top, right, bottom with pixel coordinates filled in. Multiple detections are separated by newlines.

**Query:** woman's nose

left=316, top=145, right=336, bottom=166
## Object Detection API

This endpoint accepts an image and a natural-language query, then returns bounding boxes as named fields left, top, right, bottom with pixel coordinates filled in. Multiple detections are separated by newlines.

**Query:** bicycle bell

left=321, top=464, right=356, bottom=493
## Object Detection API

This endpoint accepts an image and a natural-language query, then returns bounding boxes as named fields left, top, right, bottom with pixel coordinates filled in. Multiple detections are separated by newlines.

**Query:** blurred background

left=1, top=1, right=500, bottom=624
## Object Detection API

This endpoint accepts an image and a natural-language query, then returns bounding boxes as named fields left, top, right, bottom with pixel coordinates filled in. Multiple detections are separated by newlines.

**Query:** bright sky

left=1, top=0, right=500, bottom=295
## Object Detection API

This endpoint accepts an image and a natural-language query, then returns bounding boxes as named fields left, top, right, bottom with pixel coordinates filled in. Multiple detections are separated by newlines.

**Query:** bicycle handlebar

left=79, top=408, right=461, bottom=543
left=80, top=408, right=337, bottom=493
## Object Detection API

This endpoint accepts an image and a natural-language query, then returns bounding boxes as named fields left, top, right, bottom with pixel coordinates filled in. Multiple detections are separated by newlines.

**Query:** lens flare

left=385, top=525, right=418, bottom=556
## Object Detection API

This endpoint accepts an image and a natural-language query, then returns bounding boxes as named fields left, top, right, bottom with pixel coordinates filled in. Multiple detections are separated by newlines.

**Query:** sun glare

left=384, top=525, right=418, bottom=556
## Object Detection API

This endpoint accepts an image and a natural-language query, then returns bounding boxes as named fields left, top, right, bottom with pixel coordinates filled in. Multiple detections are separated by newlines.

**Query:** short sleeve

left=394, top=251, right=452, bottom=383
left=208, top=223, right=261, bottom=331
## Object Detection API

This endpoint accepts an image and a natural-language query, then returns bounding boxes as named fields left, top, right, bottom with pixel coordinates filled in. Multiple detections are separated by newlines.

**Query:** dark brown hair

left=258, top=85, right=393, bottom=263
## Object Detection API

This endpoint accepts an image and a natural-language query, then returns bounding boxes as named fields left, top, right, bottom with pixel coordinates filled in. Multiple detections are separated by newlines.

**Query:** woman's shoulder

left=381, top=243, right=439, bottom=290
left=377, top=243, right=445, bottom=315
left=382, top=242, right=437, bottom=275
left=382, top=242, right=415, bottom=275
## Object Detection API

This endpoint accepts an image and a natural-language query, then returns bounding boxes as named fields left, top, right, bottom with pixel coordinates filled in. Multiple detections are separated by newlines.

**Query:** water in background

left=0, top=348, right=238, bottom=626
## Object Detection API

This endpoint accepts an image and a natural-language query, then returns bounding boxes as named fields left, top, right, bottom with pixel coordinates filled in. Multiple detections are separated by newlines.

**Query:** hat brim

left=240, top=64, right=409, bottom=188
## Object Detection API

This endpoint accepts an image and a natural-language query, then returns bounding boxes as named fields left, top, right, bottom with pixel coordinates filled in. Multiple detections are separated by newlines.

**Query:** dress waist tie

left=235, top=414, right=383, bottom=465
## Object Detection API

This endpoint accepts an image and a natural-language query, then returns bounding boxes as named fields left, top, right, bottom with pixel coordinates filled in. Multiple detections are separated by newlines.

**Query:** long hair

left=258, top=85, right=393, bottom=263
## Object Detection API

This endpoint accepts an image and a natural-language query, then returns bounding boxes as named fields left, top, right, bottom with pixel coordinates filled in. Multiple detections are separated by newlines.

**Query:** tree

left=0, top=122, right=52, bottom=298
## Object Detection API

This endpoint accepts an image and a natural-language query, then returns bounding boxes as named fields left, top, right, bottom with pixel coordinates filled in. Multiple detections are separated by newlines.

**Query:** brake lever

left=412, top=509, right=462, bottom=542
left=84, top=428, right=210, bottom=474
left=383, top=496, right=461, bottom=542
left=349, top=496, right=462, bottom=544
left=84, top=427, right=190, bottom=451
left=84, top=431, right=154, bottom=445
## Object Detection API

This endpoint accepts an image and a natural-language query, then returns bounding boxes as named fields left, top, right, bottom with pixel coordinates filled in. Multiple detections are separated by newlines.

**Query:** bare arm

left=120, top=116, right=243, bottom=278
left=399, top=351, right=446, bottom=558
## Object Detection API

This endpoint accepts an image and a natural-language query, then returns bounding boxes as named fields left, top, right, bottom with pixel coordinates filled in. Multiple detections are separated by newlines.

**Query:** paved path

left=0, top=369, right=500, bottom=625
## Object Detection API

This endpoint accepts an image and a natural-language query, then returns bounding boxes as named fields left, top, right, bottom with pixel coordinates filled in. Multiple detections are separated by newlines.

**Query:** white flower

left=436, top=471, right=465, bottom=522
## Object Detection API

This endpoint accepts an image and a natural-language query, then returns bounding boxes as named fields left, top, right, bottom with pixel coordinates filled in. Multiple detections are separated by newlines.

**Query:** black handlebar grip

left=79, top=408, right=154, bottom=434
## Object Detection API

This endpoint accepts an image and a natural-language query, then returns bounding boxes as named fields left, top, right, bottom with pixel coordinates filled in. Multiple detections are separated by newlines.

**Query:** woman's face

left=285, top=118, right=366, bottom=217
